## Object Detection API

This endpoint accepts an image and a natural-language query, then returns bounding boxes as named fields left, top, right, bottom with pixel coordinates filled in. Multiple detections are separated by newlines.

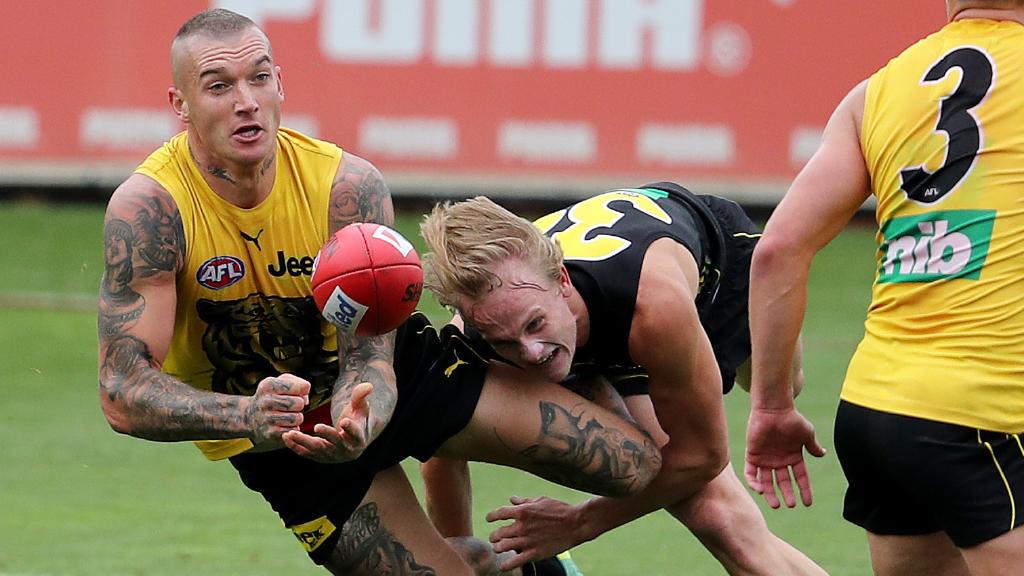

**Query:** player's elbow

left=751, top=233, right=810, bottom=282
left=98, top=382, right=134, bottom=435
left=662, top=443, right=729, bottom=493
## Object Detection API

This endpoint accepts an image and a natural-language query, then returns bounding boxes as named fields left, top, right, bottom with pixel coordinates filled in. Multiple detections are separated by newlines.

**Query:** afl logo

left=196, top=256, right=246, bottom=290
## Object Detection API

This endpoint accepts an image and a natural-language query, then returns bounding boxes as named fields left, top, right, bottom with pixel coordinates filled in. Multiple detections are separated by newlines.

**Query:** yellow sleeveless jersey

left=135, top=128, right=343, bottom=459
left=847, top=19, right=1024, bottom=432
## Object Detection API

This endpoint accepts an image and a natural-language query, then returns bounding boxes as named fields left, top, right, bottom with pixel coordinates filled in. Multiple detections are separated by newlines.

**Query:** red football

left=311, top=223, right=423, bottom=336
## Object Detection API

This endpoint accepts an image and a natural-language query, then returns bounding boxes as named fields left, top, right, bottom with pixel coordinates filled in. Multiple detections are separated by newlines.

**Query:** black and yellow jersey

left=134, top=128, right=343, bottom=459
left=535, top=183, right=727, bottom=369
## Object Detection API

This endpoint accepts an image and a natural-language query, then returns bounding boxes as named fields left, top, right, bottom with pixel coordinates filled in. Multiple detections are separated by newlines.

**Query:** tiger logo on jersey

left=195, top=294, right=337, bottom=406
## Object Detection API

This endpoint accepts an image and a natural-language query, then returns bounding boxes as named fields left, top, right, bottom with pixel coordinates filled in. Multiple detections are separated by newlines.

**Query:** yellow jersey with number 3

left=845, top=19, right=1024, bottom=432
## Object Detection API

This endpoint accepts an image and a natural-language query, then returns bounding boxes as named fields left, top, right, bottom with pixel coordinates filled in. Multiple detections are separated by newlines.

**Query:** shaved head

left=170, top=9, right=270, bottom=88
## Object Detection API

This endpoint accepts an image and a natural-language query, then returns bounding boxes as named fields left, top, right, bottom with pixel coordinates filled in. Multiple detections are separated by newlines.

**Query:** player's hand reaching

left=745, top=406, right=826, bottom=509
left=246, top=373, right=311, bottom=447
left=282, top=382, right=375, bottom=463
left=486, top=496, right=585, bottom=570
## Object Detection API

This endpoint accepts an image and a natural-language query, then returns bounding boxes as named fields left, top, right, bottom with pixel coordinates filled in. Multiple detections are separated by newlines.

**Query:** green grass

left=0, top=200, right=878, bottom=575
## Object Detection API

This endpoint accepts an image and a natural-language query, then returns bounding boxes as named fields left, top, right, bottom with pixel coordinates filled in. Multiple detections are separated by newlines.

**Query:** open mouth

left=539, top=349, right=556, bottom=365
left=233, top=125, right=263, bottom=140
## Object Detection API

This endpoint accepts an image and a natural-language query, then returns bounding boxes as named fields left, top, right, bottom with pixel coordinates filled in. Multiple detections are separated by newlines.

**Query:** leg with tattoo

left=323, top=466, right=475, bottom=576
left=435, top=362, right=661, bottom=498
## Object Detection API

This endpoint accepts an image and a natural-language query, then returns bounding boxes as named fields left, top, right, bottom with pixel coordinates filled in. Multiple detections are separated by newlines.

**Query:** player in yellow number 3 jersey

left=748, top=1, right=1024, bottom=574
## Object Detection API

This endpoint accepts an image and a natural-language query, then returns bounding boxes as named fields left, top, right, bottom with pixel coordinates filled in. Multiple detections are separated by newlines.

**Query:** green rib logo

left=878, top=210, right=994, bottom=283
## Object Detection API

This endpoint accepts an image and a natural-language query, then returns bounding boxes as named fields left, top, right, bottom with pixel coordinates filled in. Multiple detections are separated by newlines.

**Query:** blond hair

left=420, top=196, right=564, bottom=309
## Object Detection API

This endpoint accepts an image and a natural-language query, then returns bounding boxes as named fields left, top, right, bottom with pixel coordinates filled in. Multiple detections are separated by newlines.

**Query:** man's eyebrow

left=488, top=335, right=517, bottom=347
left=198, top=66, right=225, bottom=81
left=197, top=55, right=272, bottom=81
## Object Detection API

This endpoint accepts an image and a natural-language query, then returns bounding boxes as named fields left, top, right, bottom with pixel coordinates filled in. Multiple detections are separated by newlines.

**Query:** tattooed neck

left=207, top=166, right=237, bottom=184
left=189, top=148, right=276, bottom=188
left=260, top=154, right=274, bottom=175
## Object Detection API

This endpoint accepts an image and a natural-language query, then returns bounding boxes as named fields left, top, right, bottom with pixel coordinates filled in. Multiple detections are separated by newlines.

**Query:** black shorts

left=835, top=400, right=1024, bottom=547
left=228, top=312, right=487, bottom=563
left=698, top=196, right=758, bottom=395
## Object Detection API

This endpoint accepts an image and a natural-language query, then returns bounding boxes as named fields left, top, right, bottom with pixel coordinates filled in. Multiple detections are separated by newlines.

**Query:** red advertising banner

left=0, top=1, right=945, bottom=199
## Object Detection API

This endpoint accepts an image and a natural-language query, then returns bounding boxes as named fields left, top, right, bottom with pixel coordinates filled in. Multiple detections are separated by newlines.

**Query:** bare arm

left=521, top=239, right=728, bottom=545
left=97, top=175, right=307, bottom=444
left=282, top=152, right=399, bottom=461
left=421, top=457, right=475, bottom=537
left=745, top=80, right=871, bottom=507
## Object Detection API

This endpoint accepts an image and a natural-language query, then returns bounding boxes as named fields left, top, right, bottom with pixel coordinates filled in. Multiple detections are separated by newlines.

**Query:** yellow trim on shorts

left=978, top=429, right=1016, bottom=531
left=290, top=515, right=338, bottom=553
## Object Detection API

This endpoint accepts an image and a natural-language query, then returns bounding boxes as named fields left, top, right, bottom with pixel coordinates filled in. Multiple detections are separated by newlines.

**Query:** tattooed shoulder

left=98, top=176, right=184, bottom=341
left=329, top=152, right=395, bottom=233
left=105, top=176, right=185, bottom=278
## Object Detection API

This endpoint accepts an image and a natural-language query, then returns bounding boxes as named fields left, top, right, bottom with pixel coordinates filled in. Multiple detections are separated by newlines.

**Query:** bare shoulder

left=638, top=238, right=700, bottom=301
left=328, top=151, right=395, bottom=232
left=632, top=238, right=701, bottom=337
left=835, top=79, right=869, bottom=132
left=103, top=173, right=184, bottom=278
left=628, top=237, right=712, bottom=388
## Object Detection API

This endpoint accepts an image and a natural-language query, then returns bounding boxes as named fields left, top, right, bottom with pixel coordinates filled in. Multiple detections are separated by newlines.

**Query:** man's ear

left=168, top=88, right=189, bottom=123
left=558, top=265, right=572, bottom=297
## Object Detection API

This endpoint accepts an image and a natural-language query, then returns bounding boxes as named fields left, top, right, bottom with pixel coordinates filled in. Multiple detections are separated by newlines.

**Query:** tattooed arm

left=97, top=175, right=308, bottom=445
left=282, top=152, right=399, bottom=463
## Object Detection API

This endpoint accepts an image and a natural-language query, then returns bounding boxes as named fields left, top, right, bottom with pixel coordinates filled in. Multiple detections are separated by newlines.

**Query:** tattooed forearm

left=99, top=335, right=250, bottom=441
left=516, top=401, right=660, bottom=497
left=330, top=503, right=437, bottom=575
left=329, top=155, right=394, bottom=231
left=335, top=334, right=398, bottom=434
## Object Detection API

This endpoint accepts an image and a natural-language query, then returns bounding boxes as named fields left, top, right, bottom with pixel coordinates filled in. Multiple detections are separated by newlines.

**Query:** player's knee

left=446, top=536, right=504, bottom=576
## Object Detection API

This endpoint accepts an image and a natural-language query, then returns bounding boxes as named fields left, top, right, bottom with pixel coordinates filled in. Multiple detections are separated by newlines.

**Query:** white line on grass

left=0, top=291, right=96, bottom=311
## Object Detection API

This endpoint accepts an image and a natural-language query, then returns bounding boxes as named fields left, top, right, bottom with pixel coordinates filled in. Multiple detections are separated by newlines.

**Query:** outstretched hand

left=745, top=406, right=826, bottom=509
left=283, top=382, right=374, bottom=463
left=486, top=496, right=583, bottom=570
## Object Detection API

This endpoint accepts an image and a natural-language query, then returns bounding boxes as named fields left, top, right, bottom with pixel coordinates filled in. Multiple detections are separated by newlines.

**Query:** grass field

left=0, top=200, right=878, bottom=575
